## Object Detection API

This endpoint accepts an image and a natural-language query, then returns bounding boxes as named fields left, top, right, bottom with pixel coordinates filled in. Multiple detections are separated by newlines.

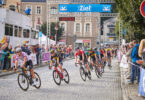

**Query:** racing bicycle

left=16, top=67, right=41, bottom=91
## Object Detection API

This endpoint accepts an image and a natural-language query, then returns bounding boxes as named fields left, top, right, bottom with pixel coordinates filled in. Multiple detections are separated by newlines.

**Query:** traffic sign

left=140, top=0, right=145, bottom=17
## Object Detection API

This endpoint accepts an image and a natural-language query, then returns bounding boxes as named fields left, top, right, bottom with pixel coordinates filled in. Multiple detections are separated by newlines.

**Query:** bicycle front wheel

left=53, top=70, right=61, bottom=85
left=95, top=66, right=100, bottom=78
left=17, top=73, right=29, bottom=91
left=63, top=68, right=70, bottom=84
left=34, top=72, right=41, bottom=89
left=80, top=67, right=86, bottom=81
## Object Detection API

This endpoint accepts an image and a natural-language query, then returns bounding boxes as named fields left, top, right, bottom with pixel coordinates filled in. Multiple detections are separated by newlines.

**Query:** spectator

left=35, top=44, right=41, bottom=65
left=0, top=45, right=7, bottom=72
left=129, top=40, right=141, bottom=84
left=126, top=42, right=134, bottom=79
left=21, top=42, right=31, bottom=55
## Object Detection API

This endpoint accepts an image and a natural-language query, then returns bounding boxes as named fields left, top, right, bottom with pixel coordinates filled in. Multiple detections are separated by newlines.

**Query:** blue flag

left=0, top=0, right=2, bottom=5
left=138, top=68, right=145, bottom=97
left=24, top=8, right=31, bottom=15
left=39, top=32, right=42, bottom=37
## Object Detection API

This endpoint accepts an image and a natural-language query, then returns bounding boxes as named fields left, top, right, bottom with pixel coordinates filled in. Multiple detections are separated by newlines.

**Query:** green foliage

left=114, top=0, right=145, bottom=41
left=40, top=22, right=63, bottom=41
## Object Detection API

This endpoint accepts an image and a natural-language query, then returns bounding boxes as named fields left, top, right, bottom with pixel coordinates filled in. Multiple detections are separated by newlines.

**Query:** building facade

left=21, top=0, right=105, bottom=48
left=102, top=18, right=118, bottom=46
left=2, top=0, right=21, bottom=12
left=21, top=0, right=46, bottom=31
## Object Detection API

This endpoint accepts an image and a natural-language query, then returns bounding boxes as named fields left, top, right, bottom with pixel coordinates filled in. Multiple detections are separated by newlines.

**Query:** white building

left=102, top=18, right=118, bottom=46
left=0, top=8, right=39, bottom=47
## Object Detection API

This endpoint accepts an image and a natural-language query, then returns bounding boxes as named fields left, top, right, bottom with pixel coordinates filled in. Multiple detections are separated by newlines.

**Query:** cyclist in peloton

left=87, top=48, right=102, bottom=73
left=106, top=47, right=112, bottom=67
left=75, top=47, right=90, bottom=72
left=14, top=48, right=37, bottom=85
left=94, top=48, right=103, bottom=73
left=50, top=49, right=64, bottom=74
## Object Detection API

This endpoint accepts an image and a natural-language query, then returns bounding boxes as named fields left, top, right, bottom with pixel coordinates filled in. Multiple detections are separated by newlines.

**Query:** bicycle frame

left=54, top=67, right=63, bottom=79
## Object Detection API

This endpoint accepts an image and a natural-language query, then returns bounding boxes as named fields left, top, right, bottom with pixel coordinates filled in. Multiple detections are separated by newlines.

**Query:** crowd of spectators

left=0, top=41, right=74, bottom=73
left=120, top=39, right=145, bottom=97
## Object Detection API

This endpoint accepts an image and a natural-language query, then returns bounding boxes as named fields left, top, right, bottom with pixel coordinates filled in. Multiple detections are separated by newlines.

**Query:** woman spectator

left=0, top=44, right=7, bottom=72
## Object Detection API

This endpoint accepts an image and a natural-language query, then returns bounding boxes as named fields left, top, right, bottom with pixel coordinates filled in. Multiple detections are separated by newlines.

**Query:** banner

left=59, top=4, right=111, bottom=12
left=138, top=68, right=145, bottom=97
left=42, top=52, right=51, bottom=62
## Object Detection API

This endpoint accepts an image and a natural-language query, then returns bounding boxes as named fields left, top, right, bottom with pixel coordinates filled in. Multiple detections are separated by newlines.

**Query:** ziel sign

left=59, top=4, right=111, bottom=12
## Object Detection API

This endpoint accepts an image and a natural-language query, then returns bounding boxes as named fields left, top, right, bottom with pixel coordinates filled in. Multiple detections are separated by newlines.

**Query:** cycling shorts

left=25, top=60, right=33, bottom=70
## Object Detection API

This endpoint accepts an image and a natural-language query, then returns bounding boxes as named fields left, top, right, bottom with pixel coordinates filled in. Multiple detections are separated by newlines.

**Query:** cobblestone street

left=0, top=59, right=122, bottom=100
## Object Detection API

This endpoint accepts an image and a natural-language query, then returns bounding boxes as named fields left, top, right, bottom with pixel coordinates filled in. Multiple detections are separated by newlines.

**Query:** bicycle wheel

left=95, top=65, right=100, bottom=78
left=34, top=72, right=41, bottom=89
left=53, top=70, right=61, bottom=85
left=80, top=67, right=86, bottom=81
left=88, top=71, right=91, bottom=80
left=17, top=73, right=29, bottom=91
left=63, top=68, right=70, bottom=84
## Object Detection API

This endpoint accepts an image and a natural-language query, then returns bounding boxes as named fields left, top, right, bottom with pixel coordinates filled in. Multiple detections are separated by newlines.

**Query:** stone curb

left=0, top=57, right=74, bottom=77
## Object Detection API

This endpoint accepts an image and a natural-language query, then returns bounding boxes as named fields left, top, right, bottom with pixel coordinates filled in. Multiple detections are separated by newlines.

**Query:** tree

left=40, top=22, right=63, bottom=41
left=114, top=0, right=145, bottom=41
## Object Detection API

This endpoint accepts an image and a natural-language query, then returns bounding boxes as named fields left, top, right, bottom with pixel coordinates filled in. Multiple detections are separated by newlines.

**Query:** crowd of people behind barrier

left=0, top=40, right=73, bottom=73
left=119, top=39, right=145, bottom=97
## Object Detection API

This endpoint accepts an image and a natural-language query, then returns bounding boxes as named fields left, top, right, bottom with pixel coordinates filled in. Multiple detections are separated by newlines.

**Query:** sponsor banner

left=42, top=52, right=51, bottom=62
left=83, top=40, right=90, bottom=43
left=59, top=4, right=111, bottom=12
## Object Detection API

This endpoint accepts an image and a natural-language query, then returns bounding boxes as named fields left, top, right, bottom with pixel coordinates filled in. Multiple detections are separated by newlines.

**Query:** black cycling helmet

left=75, top=47, right=80, bottom=51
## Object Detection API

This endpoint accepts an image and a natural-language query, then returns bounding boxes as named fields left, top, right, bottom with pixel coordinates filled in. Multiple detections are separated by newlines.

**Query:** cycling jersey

left=16, top=52, right=31, bottom=62
left=88, top=51, right=96, bottom=62
left=15, top=52, right=33, bottom=69
left=75, top=50, right=87, bottom=62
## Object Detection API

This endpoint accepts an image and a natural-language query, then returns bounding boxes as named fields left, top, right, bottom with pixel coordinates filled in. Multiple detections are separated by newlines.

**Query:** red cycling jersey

left=75, top=50, right=84, bottom=57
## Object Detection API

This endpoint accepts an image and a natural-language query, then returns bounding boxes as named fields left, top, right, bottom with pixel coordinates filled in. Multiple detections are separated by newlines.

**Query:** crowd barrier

left=10, top=52, right=51, bottom=68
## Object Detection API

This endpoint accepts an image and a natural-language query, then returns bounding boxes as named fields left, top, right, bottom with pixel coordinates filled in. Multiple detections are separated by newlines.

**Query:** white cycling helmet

left=16, top=48, right=22, bottom=53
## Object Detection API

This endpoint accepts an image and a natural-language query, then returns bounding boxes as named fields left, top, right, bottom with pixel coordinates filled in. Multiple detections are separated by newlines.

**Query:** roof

left=21, top=0, right=46, bottom=2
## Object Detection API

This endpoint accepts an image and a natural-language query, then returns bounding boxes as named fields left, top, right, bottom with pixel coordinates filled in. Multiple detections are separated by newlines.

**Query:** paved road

left=0, top=58, right=122, bottom=100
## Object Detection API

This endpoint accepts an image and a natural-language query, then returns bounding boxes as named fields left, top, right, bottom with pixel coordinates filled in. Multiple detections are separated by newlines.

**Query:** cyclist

left=106, top=47, right=112, bottom=67
left=50, top=49, right=64, bottom=74
left=75, top=47, right=90, bottom=72
left=14, top=48, right=37, bottom=85
left=94, top=48, right=103, bottom=73
left=87, top=48, right=102, bottom=74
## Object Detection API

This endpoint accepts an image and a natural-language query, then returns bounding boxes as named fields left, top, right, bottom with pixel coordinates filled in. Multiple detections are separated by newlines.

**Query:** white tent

left=39, top=33, right=55, bottom=47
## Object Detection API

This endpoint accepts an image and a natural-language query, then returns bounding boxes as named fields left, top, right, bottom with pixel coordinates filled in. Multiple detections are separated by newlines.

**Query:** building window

left=36, top=25, right=40, bottom=30
left=18, top=27, right=22, bottom=37
left=9, top=5, right=15, bottom=11
left=36, top=6, right=41, bottom=14
left=5, top=24, right=13, bottom=36
left=23, top=29, right=30, bottom=38
left=109, top=28, right=115, bottom=33
left=50, top=7, right=57, bottom=14
left=61, top=23, right=65, bottom=32
left=86, top=23, right=90, bottom=32
left=76, top=23, right=80, bottom=32
left=14, top=26, right=18, bottom=37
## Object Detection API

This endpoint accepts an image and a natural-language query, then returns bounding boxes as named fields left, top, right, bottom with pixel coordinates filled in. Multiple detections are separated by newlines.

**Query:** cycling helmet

left=16, top=48, right=22, bottom=53
left=50, top=49, right=55, bottom=54
left=75, top=47, right=80, bottom=51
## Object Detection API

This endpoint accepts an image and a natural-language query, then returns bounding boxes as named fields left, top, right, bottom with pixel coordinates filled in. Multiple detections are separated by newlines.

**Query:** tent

left=39, top=33, right=55, bottom=47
